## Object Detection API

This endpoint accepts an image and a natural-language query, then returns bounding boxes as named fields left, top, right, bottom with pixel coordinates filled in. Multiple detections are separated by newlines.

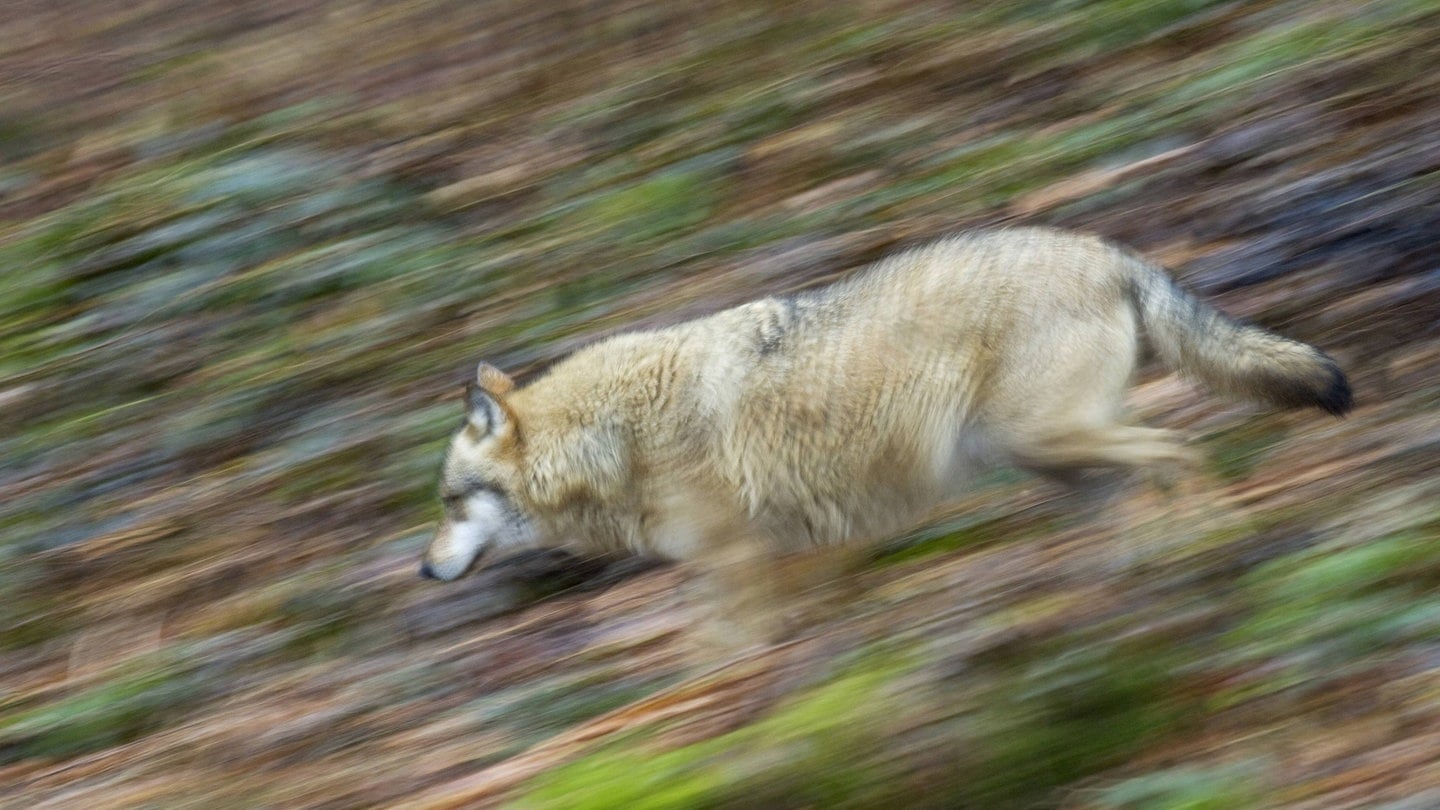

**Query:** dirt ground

left=3, top=1, right=1439, bottom=807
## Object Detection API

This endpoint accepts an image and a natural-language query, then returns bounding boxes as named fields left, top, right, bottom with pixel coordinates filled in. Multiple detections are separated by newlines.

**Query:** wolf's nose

left=418, top=562, right=439, bottom=580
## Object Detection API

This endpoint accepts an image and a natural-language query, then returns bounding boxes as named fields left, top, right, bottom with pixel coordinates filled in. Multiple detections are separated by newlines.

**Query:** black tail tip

left=1260, top=355, right=1353, bottom=416
left=1317, top=363, right=1354, bottom=417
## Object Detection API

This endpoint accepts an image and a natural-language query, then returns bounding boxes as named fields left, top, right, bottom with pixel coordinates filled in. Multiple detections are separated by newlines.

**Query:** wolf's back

left=1123, top=253, right=1352, bottom=416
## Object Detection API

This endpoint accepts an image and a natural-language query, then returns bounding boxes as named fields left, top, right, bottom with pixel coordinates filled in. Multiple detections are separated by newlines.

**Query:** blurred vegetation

left=3, top=0, right=1440, bottom=807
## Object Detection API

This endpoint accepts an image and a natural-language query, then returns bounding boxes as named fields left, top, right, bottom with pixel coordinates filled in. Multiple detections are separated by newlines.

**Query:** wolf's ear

left=465, top=364, right=515, bottom=437
left=476, top=363, right=515, bottom=397
left=466, top=382, right=508, bottom=437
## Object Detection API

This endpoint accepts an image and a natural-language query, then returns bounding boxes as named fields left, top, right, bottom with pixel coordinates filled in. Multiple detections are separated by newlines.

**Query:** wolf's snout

left=418, top=561, right=440, bottom=580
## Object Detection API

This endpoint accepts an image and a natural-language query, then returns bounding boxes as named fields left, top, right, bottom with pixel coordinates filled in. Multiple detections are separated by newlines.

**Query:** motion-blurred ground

left=3, top=1, right=1439, bottom=807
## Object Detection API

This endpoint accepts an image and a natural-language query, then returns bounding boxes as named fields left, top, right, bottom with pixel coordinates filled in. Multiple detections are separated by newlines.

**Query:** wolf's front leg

left=688, top=536, right=790, bottom=659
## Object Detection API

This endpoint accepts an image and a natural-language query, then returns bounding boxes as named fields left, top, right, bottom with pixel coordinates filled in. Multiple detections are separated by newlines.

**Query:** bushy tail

left=1124, top=254, right=1352, bottom=416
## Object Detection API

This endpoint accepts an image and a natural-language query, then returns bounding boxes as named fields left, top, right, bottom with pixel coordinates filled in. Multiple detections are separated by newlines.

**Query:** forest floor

left=3, top=1, right=1440, bottom=807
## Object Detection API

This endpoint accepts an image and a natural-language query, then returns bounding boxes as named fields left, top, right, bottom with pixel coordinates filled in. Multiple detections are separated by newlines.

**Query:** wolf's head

left=420, top=363, right=538, bottom=581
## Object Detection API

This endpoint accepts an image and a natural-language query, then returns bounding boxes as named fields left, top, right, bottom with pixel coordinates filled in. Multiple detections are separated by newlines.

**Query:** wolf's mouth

left=418, top=541, right=490, bottom=582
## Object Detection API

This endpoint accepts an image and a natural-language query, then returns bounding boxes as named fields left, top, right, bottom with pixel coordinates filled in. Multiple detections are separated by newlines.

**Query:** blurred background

left=2, top=0, right=1439, bottom=807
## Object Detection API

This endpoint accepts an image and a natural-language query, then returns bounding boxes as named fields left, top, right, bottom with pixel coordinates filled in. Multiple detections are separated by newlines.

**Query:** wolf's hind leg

left=1011, top=424, right=1200, bottom=481
left=1011, top=423, right=1219, bottom=565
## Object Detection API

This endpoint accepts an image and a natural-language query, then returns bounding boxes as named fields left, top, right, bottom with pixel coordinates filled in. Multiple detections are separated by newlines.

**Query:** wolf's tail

left=1123, top=253, right=1352, bottom=416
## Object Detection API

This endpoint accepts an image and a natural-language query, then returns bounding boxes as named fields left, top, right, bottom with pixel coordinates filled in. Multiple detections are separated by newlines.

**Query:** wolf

left=419, top=227, right=1350, bottom=638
